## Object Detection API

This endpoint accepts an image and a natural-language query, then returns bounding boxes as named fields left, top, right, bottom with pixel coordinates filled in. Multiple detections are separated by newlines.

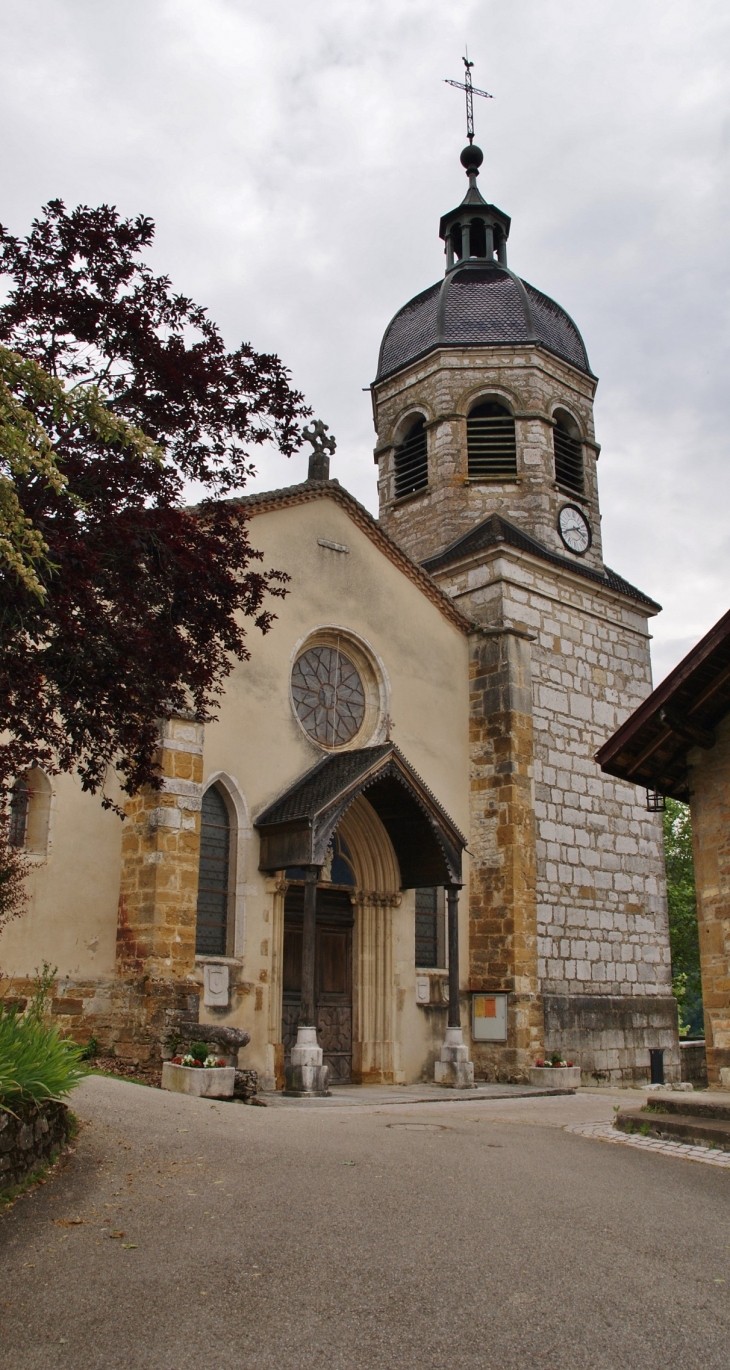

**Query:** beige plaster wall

left=0, top=770, right=123, bottom=980
left=2, top=492, right=472, bottom=1085
left=198, top=495, right=471, bottom=1079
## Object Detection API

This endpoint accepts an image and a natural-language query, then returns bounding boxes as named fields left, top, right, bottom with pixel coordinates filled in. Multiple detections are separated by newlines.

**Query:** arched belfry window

left=394, top=417, right=428, bottom=499
left=195, top=785, right=231, bottom=956
left=467, top=401, right=517, bottom=479
left=553, top=410, right=584, bottom=495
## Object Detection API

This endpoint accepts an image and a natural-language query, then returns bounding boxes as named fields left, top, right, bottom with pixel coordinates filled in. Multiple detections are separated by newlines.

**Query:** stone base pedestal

left=434, top=1026, right=475, bottom=1089
left=284, top=1026, right=330, bottom=1098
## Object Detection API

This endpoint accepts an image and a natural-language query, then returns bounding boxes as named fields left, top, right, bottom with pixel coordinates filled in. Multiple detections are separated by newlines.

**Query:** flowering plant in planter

left=170, top=1042, right=228, bottom=1069
left=535, top=1054, right=575, bottom=1068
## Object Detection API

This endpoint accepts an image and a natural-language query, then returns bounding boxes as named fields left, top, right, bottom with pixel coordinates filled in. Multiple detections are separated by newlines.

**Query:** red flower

left=171, top=1056, right=183, bottom=1065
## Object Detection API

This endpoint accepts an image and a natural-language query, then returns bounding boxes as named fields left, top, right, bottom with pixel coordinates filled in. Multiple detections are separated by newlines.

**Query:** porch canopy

left=254, top=742, right=466, bottom=887
left=596, top=607, right=730, bottom=801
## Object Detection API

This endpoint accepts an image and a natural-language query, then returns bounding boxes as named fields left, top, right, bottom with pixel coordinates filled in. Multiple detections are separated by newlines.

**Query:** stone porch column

left=434, top=886, right=475, bottom=1088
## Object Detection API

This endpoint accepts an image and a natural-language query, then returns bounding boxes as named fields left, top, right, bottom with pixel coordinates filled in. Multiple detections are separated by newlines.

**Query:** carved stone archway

left=265, top=795, right=403, bottom=1088
left=337, top=797, right=403, bottom=1084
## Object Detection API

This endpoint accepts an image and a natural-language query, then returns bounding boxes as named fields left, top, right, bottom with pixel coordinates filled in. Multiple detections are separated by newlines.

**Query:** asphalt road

left=1, top=1077, right=729, bottom=1370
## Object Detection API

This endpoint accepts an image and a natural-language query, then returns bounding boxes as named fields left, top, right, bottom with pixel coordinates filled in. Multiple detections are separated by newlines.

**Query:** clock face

left=558, top=504, right=591, bottom=555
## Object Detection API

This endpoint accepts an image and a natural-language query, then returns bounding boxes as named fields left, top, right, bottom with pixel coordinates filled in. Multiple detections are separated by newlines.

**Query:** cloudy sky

left=1, top=0, right=729, bottom=682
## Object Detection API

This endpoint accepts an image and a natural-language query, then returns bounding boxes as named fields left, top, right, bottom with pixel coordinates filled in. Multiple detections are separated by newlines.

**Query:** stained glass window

left=195, top=786, right=230, bottom=956
left=415, top=887, right=439, bottom=968
left=9, top=777, right=30, bottom=849
left=292, top=646, right=365, bottom=747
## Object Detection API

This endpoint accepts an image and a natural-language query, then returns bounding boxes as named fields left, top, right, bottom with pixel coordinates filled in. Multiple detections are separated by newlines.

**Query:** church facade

left=2, top=139, right=679, bottom=1088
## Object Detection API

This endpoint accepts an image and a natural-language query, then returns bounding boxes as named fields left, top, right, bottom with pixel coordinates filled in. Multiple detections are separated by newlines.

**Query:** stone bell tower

left=372, top=139, right=604, bottom=574
left=370, top=129, right=679, bottom=1085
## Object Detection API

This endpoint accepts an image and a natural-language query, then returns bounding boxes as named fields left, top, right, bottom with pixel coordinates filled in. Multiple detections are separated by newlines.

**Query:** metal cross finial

left=302, top=419, right=336, bottom=482
left=444, top=53, right=493, bottom=143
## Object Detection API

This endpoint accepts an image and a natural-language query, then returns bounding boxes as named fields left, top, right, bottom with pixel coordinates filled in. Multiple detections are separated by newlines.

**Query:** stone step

left=643, top=1094, right=730, bottom=1121
left=615, top=1108, right=730, bottom=1150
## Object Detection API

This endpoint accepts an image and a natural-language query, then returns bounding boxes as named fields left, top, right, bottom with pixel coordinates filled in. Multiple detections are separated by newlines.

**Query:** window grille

left=553, top=415, right=584, bottom=494
left=415, top=887, right=439, bottom=968
left=467, top=401, right=517, bottom=479
left=394, top=418, right=428, bottom=498
left=9, top=778, right=30, bottom=848
left=195, top=786, right=231, bottom=956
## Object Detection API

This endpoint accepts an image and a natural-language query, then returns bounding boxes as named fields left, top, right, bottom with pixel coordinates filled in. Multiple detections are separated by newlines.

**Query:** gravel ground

left=1, top=1076, right=728, bottom=1370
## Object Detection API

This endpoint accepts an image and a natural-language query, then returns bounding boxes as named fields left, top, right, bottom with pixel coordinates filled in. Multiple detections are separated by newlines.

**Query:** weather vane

left=444, top=53, right=492, bottom=144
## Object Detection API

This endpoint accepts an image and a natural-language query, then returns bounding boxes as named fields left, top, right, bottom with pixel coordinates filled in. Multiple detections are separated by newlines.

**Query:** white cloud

left=1, top=0, right=728, bottom=681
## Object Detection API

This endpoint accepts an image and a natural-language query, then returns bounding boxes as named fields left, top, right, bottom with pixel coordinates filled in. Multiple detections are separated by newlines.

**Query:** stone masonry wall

left=438, top=549, right=672, bottom=1005
left=0, top=1100, right=70, bottom=1194
left=468, top=628, right=543, bottom=1080
left=116, top=715, right=203, bottom=981
left=689, top=714, right=730, bottom=1086
left=373, top=345, right=603, bottom=571
left=435, top=548, right=677, bottom=1080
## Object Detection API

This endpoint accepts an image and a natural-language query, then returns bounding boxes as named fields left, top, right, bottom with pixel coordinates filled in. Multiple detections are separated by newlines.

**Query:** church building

left=2, top=133, right=679, bottom=1089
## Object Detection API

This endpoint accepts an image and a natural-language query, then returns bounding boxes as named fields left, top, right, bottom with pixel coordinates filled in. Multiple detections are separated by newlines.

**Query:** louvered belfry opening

left=553, top=411, right=584, bottom=494
left=195, top=785, right=231, bottom=956
left=467, top=400, right=517, bottom=479
left=394, top=417, right=428, bottom=498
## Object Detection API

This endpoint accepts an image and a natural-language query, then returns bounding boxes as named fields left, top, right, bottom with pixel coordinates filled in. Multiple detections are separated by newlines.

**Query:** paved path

left=1, top=1077, right=729, bottom=1370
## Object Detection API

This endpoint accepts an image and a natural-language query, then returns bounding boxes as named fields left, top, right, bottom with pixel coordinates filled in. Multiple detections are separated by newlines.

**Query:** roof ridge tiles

left=422, top=512, right=660, bottom=611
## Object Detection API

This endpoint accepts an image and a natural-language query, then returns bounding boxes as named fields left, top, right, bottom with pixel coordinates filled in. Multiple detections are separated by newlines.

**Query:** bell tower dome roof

left=375, top=141, right=591, bottom=382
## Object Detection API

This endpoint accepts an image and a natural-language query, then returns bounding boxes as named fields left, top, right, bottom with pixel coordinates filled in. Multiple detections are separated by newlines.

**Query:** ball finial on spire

left=460, top=143, right=484, bottom=173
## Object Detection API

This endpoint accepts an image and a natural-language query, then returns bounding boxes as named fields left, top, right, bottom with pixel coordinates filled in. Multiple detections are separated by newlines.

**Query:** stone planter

left=161, top=1063, right=235, bottom=1099
left=529, top=1066, right=581, bottom=1089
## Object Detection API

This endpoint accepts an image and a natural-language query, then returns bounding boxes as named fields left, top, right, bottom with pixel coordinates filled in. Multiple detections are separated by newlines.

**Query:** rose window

left=291, top=646, right=366, bottom=747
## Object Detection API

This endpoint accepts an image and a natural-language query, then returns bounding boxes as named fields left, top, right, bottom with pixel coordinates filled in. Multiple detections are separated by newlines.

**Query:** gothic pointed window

left=394, top=417, right=428, bottom=498
left=553, top=410, right=584, bottom=494
left=9, top=768, right=52, bottom=855
left=467, top=401, right=517, bottom=479
left=195, top=785, right=231, bottom=956
left=9, top=777, right=30, bottom=849
left=415, top=887, right=445, bottom=968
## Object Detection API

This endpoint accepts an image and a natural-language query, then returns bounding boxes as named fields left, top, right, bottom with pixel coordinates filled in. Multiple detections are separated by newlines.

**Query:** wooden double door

left=282, top=886, right=353, bottom=1085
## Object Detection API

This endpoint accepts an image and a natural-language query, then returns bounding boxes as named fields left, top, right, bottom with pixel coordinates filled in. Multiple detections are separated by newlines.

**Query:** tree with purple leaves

left=0, top=199, right=309, bottom=841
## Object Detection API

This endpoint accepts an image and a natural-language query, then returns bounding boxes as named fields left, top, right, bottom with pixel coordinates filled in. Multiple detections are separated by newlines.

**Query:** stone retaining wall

left=0, top=1100, right=70, bottom=1193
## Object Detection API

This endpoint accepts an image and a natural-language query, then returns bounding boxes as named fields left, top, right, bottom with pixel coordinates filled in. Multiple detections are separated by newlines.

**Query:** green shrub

left=0, top=1007, right=86, bottom=1109
left=190, top=1041, right=209, bottom=1063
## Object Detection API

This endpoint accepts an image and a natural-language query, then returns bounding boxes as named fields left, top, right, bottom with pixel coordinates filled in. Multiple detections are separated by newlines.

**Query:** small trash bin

left=649, top=1048, right=665, bottom=1085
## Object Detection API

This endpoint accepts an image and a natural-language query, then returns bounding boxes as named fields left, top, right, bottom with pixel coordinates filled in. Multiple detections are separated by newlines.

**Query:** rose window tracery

left=291, top=646, right=366, bottom=747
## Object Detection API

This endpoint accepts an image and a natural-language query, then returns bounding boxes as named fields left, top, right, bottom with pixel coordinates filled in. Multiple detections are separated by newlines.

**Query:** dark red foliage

left=0, top=200, right=310, bottom=806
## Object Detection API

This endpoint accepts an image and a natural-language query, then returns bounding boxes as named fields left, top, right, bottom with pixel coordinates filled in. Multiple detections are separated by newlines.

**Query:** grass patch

left=89, top=1070, right=153, bottom=1088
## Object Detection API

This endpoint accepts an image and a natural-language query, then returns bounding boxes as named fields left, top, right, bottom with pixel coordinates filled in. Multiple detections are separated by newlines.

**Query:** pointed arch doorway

left=279, top=799, right=401, bottom=1085
left=256, top=743, right=466, bottom=1090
